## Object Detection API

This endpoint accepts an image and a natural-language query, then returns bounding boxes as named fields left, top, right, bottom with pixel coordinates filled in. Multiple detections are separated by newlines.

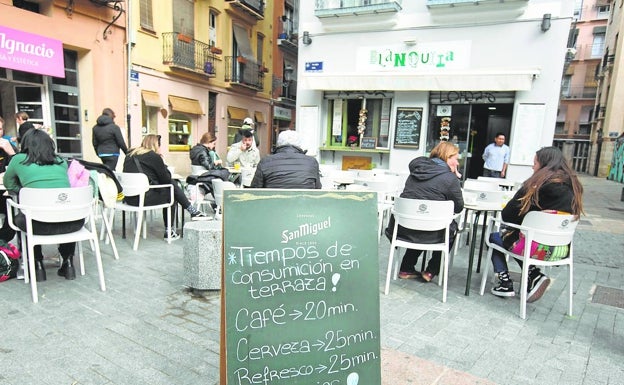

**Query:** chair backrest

left=469, top=189, right=512, bottom=205
left=464, top=179, right=502, bottom=192
left=392, top=197, right=454, bottom=232
left=19, top=186, right=93, bottom=223
left=521, top=211, right=578, bottom=246
left=115, top=172, right=150, bottom=197
left=240, top=167, right=256, bottom=187
left=191, top=165, right=206, bottom=176
left=212, top=179, right=236, bottom=207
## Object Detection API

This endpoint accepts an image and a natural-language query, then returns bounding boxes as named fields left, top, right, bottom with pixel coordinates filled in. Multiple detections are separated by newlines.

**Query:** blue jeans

left=489, top=232, right=524, bottom=273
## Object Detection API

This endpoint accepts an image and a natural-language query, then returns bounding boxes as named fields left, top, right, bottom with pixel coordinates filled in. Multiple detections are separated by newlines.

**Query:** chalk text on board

left=281, top=216, right=332, bottom=243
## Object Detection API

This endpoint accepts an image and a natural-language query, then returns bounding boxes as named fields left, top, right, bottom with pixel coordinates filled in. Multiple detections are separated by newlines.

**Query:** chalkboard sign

left=360, top=137, right=377, bottom=149
left=221, top=189, right=381, bottom=385
left=393, top=107, right=422, bottom=148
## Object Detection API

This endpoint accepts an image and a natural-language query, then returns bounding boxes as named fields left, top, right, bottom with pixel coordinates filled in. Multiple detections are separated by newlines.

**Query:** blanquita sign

left=221, top=189, right=381, bottom=385
left=0, top=26, right=65, bottom=78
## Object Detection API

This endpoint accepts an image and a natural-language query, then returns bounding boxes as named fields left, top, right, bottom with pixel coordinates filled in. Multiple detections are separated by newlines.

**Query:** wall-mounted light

left=284, top=64, right=294, bottom=86
left=541, top=13, right=551, bottom=32
left=302, top=31, right=312, bottom=46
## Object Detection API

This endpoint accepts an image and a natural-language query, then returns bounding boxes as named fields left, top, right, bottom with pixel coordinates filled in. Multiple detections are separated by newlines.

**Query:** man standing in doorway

left=482, top=132, right=510, bottom=178
left=92, top=108, right=128, bottom=171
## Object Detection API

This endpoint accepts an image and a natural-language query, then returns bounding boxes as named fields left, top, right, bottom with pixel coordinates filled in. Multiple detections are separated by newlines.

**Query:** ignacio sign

left=221, top=189, right=381, bottom=385
left=0, top=26, right=65, bottom=78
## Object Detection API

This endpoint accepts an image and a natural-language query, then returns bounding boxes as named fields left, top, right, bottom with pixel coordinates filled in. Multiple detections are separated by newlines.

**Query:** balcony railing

left=560, top=86, right=597, bottom=99
left=162, top=32, right=216, bottom=76
left=315, top=0, right=402, bottom=17
left=574, top=6, right=610, bottom=21
left=225, top=56, right=264, bottom=91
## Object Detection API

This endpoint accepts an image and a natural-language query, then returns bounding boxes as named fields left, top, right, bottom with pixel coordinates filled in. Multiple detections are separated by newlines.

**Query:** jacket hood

left=274, top=144, right=306, bottom=155
left=96, top=115, right=114, bottom=126
left=408, top=157, right=451, bottom=181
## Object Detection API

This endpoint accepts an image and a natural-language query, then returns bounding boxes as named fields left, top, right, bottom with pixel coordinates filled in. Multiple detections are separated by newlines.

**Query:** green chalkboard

left=393, top=107, right=422, bottom=148
left=222, top=189, right=381, bottom=385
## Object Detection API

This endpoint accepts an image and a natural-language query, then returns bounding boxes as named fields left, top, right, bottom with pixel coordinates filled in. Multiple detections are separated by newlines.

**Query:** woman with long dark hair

left=3, top=129, right=83, bottom=281
left=489, top=146, right=584, bottom=302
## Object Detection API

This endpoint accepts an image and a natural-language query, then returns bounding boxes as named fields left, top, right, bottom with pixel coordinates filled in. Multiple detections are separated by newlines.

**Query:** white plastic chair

left=479, top=211, right=578, bottom=319
left=463, top=179, right=502, bottom=192
left=354, top=177, right=398, bottom=240
left=6, top=186, right=106, bottom=303
left=384, top=198, right=455, bottom=303
left=240, top=167, right=256, bottom=187
left=212, top=179, right=237, bottom=220
left=110, top=172, right=174, bottom=250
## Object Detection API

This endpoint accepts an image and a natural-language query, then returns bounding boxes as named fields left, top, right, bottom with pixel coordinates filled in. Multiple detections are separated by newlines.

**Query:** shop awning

left=299, top=68, right=541, bottom=91
left=254, top=111, right=265, bottom=123
left=168, top=95, right=203, bottom=115
left=141, top=90, right=162, bottom=108
left=228, top=106, right=249, bottom=120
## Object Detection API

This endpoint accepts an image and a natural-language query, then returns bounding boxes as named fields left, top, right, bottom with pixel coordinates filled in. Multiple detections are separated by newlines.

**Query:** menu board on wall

left=510, top=103, right=546, bottom=165
left=393, top=107, right=422, bottom=148
left=221, top=189, right=381, bottom=385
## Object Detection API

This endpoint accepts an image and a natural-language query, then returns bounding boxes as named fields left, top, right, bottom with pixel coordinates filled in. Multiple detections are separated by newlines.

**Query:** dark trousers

left=124, top=182, right=190, bottom=229
left=483, top=169, right=502, bottom=178
left=99, top=156, right=119, bottom=171
left=14, top=214, right=83, bottom=261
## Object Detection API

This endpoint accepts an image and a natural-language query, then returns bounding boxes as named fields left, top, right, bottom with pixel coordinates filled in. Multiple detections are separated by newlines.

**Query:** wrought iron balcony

left=162, top=32, right=216, bottom=77
left=560, top=86, right=597, bottom=99
left=225, top=56, right=264, bottom=91
left=315, top=0, right=402, bottom=17
left=225, top=0, right=265, bottom=20
left=278, top=16, right=298, bottom=52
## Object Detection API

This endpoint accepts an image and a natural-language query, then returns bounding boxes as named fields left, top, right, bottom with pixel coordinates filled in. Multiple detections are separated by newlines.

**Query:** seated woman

left=3, top=129, right=82, bottom=281
left=385, top=141, right=464, bottom=282
left=123, top=134, right=209, bottom=241
left=190, top=132, right=224, bottom=171
left=489, top=146, right=583, bottom=302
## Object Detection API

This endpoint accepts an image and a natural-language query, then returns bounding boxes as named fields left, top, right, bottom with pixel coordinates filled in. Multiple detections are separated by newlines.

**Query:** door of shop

left=427, top=92, right=515, bottom=180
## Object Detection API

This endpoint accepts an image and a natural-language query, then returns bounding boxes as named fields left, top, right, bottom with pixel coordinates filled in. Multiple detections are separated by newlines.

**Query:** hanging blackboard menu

left=393, top=107, right=422, bottom=148
left=221, top=189, right=381, bottom=385
left=360, top=137, right=377, bottom=149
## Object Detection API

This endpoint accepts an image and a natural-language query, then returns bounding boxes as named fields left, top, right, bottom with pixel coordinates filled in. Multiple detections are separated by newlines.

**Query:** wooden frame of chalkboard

left=393, top=107, right=423, bottom=149
left=360, top=136, right=377, bottom=149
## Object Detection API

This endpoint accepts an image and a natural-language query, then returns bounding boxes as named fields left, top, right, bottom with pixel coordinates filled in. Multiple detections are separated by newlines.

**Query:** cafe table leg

left=465, top=210, right=482, bottom=296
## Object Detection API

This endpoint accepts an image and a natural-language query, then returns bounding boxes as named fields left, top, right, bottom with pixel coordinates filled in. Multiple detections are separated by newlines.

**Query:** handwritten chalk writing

left=282, top=216, right=332, bottom=243
left=248, top=277, right=327, bottom=299
left=229, top=245, right=320, bottom=267
left=304, top=301, right=356, bottom=320
left=231, top=260, right=333, bottom=285
left=339, top=259, right=360, bottom=270
left=233, top=364, right=316, bottom=385
left=236, top=337, right=311, bottom=361
left=328, top=351, right=378, bottom=373
left=235, top=305, right=288, bottom=331
left=315, top=329, right=375, bottom=352
left=325, top=242, right=352, bottom=258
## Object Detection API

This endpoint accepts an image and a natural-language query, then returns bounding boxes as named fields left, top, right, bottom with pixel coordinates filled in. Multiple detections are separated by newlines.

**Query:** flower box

left=177, top=34, right=192, bottom=43
left=260, top=66, right=269, bottom=73
left=210, top=46, right=222, bottom=55
left=237, top=56, right=247, bottom=64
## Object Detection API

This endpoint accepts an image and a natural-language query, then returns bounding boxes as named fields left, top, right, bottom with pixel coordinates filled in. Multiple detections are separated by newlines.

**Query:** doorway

left=427, top=102, right=513, bottom=180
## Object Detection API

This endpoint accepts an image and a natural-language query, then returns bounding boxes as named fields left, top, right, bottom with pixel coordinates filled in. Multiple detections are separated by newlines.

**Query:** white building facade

left=297, top=1, right=573, bottom=182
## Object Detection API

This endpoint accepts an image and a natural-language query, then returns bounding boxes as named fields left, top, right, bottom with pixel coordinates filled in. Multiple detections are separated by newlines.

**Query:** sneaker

left=527, top=273, right=551, bottom=303
left=191, top=211, right=212, bottom=221
left=164, top=230, right=181, bottom=241
left=491, top=273, right=515, bottom=297
left=398, top=271, right=419, bottom=279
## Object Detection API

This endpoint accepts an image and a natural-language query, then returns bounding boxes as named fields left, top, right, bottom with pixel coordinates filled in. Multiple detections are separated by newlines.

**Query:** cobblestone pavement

left=1, top=175, right=622, bottom=385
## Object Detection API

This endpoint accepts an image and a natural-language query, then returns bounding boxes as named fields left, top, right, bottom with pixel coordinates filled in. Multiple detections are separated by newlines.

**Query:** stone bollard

left=183, top=220, right=222, bottom=290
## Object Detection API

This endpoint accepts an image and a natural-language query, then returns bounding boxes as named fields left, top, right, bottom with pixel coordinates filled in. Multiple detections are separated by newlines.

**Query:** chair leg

left=92, top=235, right=106, bottom=292
left=78, top=241, right=86, bottom=276
left=132, top=211, right=143, bottom=251
left=101, top=209, right=119, bottom=260
left=384, top=245, right=397, bottom=295
left=479, top=248, right=494, bottom=295
left=519, top=262, right=531, bottom=319
left=442, top=250, right=449, bottom=303
left=27, top=243, right=38, bottom=303
left=568, top=263, right=573, bottom=316
left=21, top=234, right=29, bottom=284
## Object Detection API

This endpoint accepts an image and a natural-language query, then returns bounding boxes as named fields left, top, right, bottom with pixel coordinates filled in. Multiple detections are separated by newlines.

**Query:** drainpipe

left=126, top=0, right=133, bottom=146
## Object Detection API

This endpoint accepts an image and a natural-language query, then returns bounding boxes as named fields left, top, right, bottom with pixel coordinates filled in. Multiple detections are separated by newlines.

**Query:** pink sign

left=0, top=26, right=65, bottom=78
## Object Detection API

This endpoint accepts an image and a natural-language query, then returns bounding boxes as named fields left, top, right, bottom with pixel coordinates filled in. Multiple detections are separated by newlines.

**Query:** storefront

left=297, top=2, right=572, bottom=182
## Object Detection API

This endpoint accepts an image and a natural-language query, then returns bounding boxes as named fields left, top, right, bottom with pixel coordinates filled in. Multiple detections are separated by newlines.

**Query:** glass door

left=50, top=50, right=82, bottom=158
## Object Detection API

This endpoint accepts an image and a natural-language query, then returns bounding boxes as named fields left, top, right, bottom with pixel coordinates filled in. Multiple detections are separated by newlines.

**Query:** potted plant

left=210, top=46, right=222, bottom=55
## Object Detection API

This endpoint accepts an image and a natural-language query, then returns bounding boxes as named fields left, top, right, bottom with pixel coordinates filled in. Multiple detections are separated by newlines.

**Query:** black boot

left=57, top=255, right=76, bottom=280
left=35, top=259, right=47, bottom=282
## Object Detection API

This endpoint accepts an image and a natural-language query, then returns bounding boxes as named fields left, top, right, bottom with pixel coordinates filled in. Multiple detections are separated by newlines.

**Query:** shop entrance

left=427, top=91, right=515, bottom=180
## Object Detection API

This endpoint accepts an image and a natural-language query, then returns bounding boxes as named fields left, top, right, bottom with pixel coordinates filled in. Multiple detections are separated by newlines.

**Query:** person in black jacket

left=189, top=132, right=224, bottom=171
left=488, top=146, right=584, bottom=302
left=92, top=108, right=128, bottom=170
left=123, top=135, right=209, bottom=240
left=385, top=141, right=464, bottom=282
left=250, top=130, right=321, bottom=189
